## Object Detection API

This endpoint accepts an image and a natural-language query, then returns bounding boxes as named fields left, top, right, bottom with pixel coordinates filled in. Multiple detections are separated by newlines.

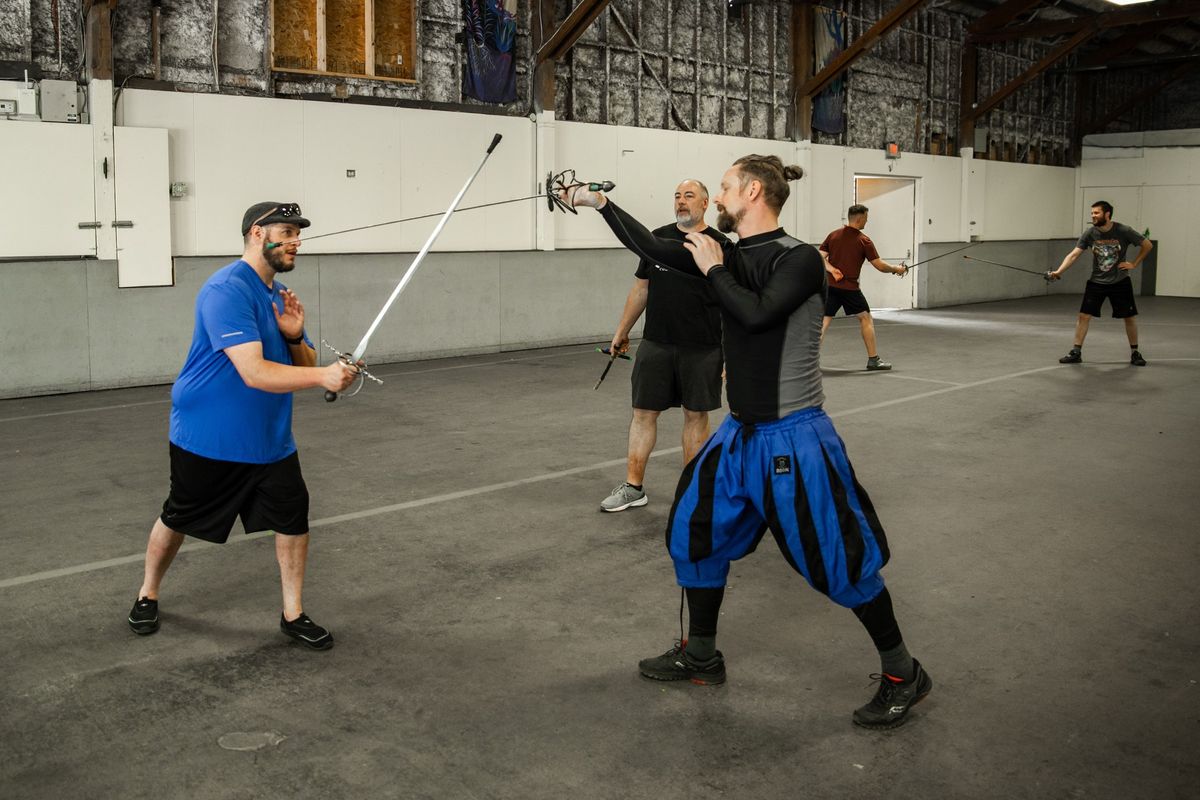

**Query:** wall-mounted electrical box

left=40, top=80, right=83, bottom=123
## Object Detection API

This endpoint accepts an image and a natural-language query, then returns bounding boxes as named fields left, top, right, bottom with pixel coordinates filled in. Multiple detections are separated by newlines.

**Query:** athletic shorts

left=825, top=287, right=871, bottom=317
left=631, top=339, right=723, bottom=412
left=160, top=443, right=310, bottom=544
left=665, top=408, right=890, bottom=608
left=1080, top=278, right=1137, bottom=318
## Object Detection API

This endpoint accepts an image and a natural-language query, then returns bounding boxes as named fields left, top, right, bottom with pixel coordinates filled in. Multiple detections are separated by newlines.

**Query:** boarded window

left=272, top=0, right=417, bottom=82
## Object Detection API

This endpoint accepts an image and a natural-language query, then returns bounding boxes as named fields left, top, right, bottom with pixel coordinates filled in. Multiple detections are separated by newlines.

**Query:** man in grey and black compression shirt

left=562, top=155, right=934, bottom=730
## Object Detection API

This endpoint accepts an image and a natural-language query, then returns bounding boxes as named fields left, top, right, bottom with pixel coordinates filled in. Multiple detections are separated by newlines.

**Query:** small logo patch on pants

left=773, top=456, right=791, bottom=475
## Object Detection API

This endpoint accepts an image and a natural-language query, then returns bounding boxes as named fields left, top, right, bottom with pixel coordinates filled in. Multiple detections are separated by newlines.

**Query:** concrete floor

left=1, top=295, right=1198, bottom=800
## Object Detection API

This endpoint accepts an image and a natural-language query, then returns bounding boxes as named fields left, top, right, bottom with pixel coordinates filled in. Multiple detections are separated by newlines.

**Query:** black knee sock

left=852, top=588, right=914, bottom=681
left=685, top=586, right=724, bottom=660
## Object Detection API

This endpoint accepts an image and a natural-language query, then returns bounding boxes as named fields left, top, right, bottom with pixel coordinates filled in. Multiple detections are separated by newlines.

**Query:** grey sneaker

left=866, top=356, right=892, bottom=371
left=600, top=483, right=647, bottom=512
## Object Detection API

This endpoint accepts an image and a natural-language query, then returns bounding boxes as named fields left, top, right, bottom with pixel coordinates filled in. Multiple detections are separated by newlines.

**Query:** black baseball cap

left=241, top=201, right=311, bottom=235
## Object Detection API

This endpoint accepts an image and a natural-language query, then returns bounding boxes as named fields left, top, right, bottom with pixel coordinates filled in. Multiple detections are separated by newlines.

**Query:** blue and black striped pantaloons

left=666, top=407, right=890, bottom=608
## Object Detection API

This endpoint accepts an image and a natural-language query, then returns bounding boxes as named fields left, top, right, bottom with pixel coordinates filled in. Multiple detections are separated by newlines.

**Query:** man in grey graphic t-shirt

left=1048, top=199, right=1153, bottom=366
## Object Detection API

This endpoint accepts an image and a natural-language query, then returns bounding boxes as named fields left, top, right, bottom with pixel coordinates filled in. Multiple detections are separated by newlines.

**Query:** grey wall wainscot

left=0, top=250, right=642, bottom=399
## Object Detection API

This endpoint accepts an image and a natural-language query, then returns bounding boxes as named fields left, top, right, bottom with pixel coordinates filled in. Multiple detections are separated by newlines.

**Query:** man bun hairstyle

left=733, top=154, right=804, bottom=213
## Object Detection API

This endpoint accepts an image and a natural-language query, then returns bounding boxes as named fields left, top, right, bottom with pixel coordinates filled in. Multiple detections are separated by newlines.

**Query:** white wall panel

left=0, top=121, right=96, bottom=258
left=116, top=89, right=197, bottom=256
left=396, top=109, right=533, bottom=252
left=193, top=94, right=305, bottom=256
left=981, top=161, right=1075, bottom=240
left=1141, top=186, right=1195, bottom=297
left=554, top=121, right=621, bottom=248
left=300, top=101, right=403, bottom=254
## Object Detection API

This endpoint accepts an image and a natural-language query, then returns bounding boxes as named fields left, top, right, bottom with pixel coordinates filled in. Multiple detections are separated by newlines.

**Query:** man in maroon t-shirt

left=819, top=204, right=908, bottom=371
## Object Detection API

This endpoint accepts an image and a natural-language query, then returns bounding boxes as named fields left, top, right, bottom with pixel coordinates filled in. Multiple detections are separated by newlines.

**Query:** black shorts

left=825, top=287, right=871, bottom=317
left=630, top=339, right=723, bottom=412
left=160, top=444, right=310, bottom=544
left=1080, top=278, right=1137, bottom=318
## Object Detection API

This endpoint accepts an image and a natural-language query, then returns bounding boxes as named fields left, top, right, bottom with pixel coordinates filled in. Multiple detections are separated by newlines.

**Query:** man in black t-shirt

left=600, top=179, right=728, bottom=512
left=1048, top=200, right=1153, bottom=366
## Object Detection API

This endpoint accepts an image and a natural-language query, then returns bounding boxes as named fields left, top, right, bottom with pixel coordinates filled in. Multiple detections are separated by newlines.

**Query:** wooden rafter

left=969, top=0, right=1200, bottom=44
left=964, top=26, right=1098, bottom=122
left=795, top=0, right=928, bottom=99
left=1083, top=59, right=1200, bottom=134
left=535, top=0, right=611, bottom=65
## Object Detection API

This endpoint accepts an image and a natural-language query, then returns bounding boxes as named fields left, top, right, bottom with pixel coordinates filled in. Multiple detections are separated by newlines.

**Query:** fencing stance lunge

left=127, top=202, right=359, bottom=650
left=1048, top=200, right=1152, bottom=366
left=564, top=156, right=933, bottom=729
left=601, top=179, right=727, bottom=512
left=819, top=204, right=908, bottom=371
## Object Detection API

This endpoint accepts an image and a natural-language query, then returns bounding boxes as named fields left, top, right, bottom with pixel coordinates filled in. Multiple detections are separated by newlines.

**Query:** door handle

left=113, top=220, right=134, bottom=228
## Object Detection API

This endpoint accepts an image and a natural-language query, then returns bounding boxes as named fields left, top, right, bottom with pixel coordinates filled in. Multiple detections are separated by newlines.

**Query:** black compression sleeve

left=597, top=201, right=705, bottom=277
left=707, top=245, right=826, bottom=333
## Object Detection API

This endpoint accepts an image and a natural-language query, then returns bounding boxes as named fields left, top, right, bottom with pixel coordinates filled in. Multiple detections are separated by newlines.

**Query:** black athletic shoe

left=1059, top=349, right=1082, bottom=364
left=1131, top=350, right=1147, bottom=367
left=852, top=659, right=933, bottom=729
left=128, top=596, right=159, bottom=635
left=280, top=613, right=334, bottom=650
left=638, top=640, right=726, bottom=685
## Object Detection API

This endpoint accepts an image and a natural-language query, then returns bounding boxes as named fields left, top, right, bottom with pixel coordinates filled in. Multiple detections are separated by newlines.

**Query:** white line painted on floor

left=3, top=359, right=1199, bottom=590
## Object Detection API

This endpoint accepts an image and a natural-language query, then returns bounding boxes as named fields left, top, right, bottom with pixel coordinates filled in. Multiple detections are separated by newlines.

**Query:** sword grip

left=325, top=391, right=338, bottom=402
left=487, top=133, right=502, bottom=153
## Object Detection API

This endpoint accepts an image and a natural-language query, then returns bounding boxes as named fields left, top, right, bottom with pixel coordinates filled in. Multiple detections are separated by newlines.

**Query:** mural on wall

left=812, top=6, right=847, bottom=135
left=461, top=0, right=518, bottom=104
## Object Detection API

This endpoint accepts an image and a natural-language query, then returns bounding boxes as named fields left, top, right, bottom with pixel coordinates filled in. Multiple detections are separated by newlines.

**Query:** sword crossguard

left=546, top=169, right=615, bottom=215
left=321, top=340, right=382, bottom=402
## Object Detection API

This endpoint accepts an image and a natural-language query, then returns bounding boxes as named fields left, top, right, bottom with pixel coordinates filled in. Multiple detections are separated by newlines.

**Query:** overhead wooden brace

left=794, top=0, right=928, bottom=100
left=969, top=0, right=1200, bottom=44
left=962, top=26, right=1098, bottom=125
left=535, top=0, right=612, bottom=64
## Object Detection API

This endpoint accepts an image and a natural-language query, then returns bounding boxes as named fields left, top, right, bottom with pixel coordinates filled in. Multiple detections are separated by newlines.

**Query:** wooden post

left=83, top=1, right=118, bottom=81
left=790, top=1, right=814, bottom=141
left=531, top=0, right=559, bottom=114
left=959, top=42, right=977, bottom=155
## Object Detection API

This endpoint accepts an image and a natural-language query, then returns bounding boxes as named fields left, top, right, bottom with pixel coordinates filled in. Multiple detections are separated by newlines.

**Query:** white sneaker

left=600, top=483, right=648, bottom=512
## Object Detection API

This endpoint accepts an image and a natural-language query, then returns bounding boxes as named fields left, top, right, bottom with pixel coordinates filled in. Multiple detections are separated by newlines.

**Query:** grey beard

left=676, top=211, right=701, bottom=227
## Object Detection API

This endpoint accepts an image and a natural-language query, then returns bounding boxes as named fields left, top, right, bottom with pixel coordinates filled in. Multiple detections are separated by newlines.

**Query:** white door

left=853, top=176, right=916, bottom=310
left=114, top=126, right=173, bottom=287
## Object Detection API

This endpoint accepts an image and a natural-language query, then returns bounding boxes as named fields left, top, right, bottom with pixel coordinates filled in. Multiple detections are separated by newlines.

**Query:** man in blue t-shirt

left=127, top=202, right=359, bottom=649
left=1048, top=200, right=1153, bottom=366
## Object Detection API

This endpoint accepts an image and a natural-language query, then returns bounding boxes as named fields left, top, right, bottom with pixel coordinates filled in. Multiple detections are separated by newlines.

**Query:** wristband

left=284, top=332, right=305, bottom=345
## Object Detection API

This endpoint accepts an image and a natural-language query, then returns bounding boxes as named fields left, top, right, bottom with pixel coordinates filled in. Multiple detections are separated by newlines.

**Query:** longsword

left=325, top=133, right=503, bottom=402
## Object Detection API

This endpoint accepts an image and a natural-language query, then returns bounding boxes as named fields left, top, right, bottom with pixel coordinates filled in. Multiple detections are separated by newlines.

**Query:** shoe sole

left=282, top=630, right=335, bottom=650
left=601, top=496, right=648, bottom=512
left=128, top=617, right=159, bottom=635
left=639, top=669, right=726, bottom=686
left=865, top=365, right=892, bottom=371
